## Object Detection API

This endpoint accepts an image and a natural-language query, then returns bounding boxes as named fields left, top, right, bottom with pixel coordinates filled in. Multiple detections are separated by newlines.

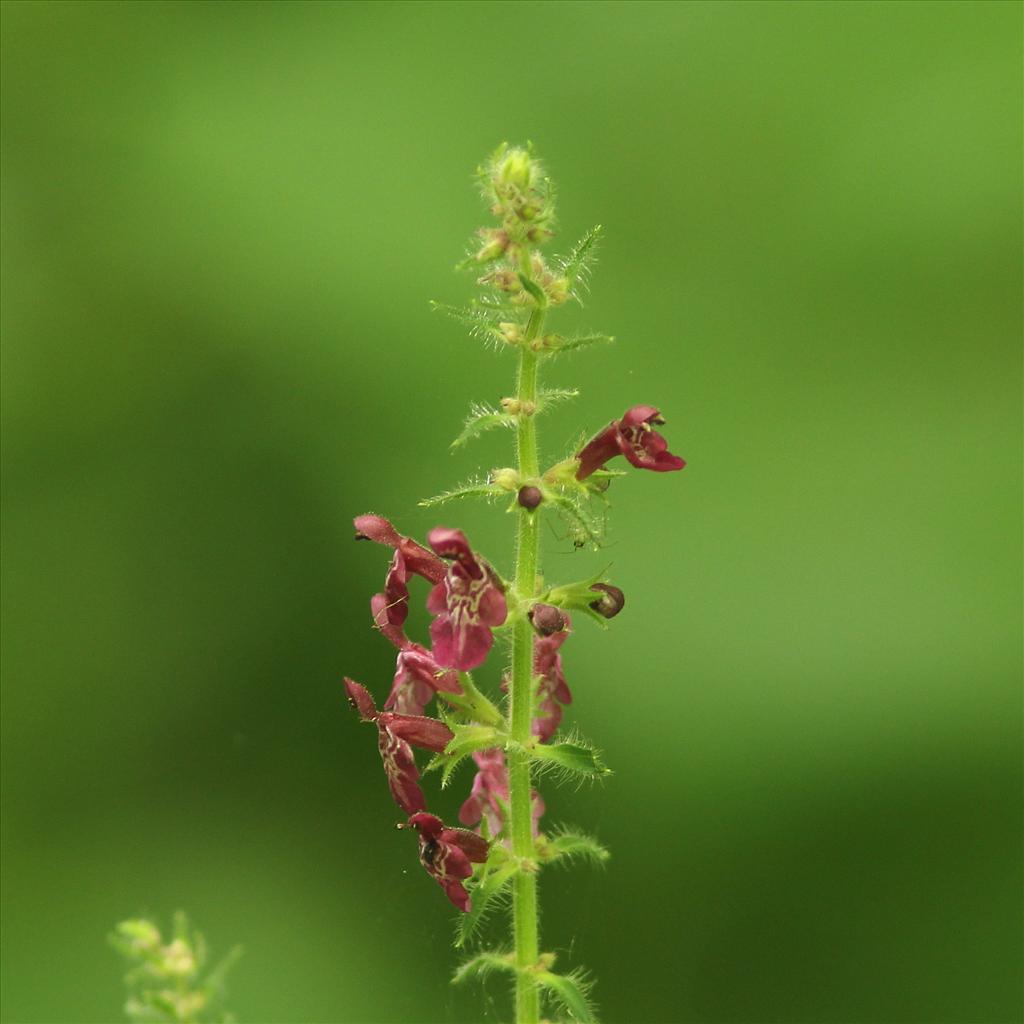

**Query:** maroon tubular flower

left=371, top=552, right=412, bottom=642
left=426, top=527, right=508, bottom=671
left=368, top=591, right=462, bottom=716
left=354, top=515, right=446, bottom=585
left=458, top=748, right=509, bottom=836
left=387, top=642, right=461, bottom=716
left=407, top=812, right=489, bottom=913
left=459, top=748, right=545, bottom=838
left=343, top=678, right=453, bottom=815
left=575, top=405, right=686, bottom=480
left=533, top=619, right=573, bottom=743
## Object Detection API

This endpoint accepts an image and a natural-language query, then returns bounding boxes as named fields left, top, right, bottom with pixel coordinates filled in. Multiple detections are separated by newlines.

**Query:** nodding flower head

left=576, top=405, right=686, bottom=480
left=426, top=527, right=508, bottom=671
left=406, top=812, right=489, bottom=913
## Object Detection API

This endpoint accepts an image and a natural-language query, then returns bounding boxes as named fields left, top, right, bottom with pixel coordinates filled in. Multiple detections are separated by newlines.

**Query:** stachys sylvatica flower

left=354, top=514, right=446, bottom=587
left=426, top=527, right=508, bottom=672
left=576, top=404, right=686, bottom=479
left=533, top=618, right=573, bottom=743
left=405, top=812, right=489, bottom=912
left=341, top=145, right=686, bottom=1023
left=343, top=678, right=453, bottom=815
left=501, top=611, right=573, bottom=742
left=460, top=748, right=545, bottom=837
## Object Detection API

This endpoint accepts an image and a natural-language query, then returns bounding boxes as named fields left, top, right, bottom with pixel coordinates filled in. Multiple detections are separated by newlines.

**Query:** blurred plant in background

left=110, top=913, right=241, bottom=1024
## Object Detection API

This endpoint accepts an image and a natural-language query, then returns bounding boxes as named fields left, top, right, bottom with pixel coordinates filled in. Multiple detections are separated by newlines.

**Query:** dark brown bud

left=517, top=485, right=543, bottom=510
left=588, top=583, right=625, bottom=619
left=529, top=603, right=568, bottom=636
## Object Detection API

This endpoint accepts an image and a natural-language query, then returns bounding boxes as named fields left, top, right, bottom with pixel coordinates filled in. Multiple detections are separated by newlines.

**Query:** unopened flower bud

left=497, top=148, right=534, bottom=190
left=518, top=485, right=543, bottom=511
left=547, top=276, right=569, bottom=305
left=501, top=397, right=534, bottom=415
left=481, top=268, right=521, bottom=293
left=491, top=467, right=519, bottom=491
left=499, top=322, right=522, bottom=344
left=475, top=229, right=508, bottom=262
left=588, top=583, right=625, bottom=619
left=529, top=602, right=567, bottom=635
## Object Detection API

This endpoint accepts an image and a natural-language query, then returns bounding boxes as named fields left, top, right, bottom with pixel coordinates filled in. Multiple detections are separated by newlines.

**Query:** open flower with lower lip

left=406, top=811, right=490, bottom=912
left=575, top=405, right=686, bottom=479
left=426, top=527, right=508, bottom=671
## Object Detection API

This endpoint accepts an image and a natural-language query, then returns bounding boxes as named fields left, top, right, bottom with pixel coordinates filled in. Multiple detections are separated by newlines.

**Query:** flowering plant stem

left=510, top=310, right=546, bottom=1024
left=344, top=143, right=687, bottom=1024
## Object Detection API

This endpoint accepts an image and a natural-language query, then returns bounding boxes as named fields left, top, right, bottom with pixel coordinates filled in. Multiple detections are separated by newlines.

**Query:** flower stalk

left=343, top=143, right=686, bottom=1024
left=508, top=296, right=547, bottom=1023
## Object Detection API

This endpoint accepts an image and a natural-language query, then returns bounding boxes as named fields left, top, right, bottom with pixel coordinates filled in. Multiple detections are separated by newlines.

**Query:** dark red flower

left=533, top=618, right=573, bottom=742
left=406, top=811, right=489, bottom=912
left=388, top=642, right=463, bottom=716
left=458, top=748, right=509, bottom=836
left=354, top=515, right=446, bottom=585
left=502, top=615, right=573, bottom=742
left=459, top=748, right=545, bottom=838
left=426, top=527, right=508, bottom=671
left=343, top=678, right=453, bottom=815
left=357, top=514, right=446, bottom=647
left=368, top=592, right=463, bottom=716
left=575, top=405, right=686, bottom=480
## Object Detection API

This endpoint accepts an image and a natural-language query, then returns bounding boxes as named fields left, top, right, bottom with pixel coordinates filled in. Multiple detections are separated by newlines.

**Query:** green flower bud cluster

left=470, top=143, right=568, bottom=308
left=110, top=913, right=241, bottom=1024
left=479, top=143, right=555, bottom=245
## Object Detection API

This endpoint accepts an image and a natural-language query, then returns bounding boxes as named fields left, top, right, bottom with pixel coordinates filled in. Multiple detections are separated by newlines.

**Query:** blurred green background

left=2, top=1, right=1020, bottom=1022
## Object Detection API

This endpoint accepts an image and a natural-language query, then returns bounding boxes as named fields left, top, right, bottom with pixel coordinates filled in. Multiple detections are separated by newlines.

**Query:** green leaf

left=559, top=225, right=602, bottom=293
left=451, top=948, right=517, bottom=986
left=536, top=968, right=598, bottom=1023
left=545, top=492, right=605, bottom=550
left=419, top=480, right=504, bottom=508
left=517, top=272, right=547, bottom=306
left=548, top=332, right=615, bottom=356
left=425, top=723, right=503, bottom=787
left=537, top=387, right=580, bottom=408
left=455, top=860, right=519, bottom=947
left=430, top=301, right=505, bottom=343
left=453, top=671, right=505, bottom=726
left=527, top=739, right=610, bottom=779
left=541, top=829, right=611, bottom=868
left=451, top=404, right=517, bottom=448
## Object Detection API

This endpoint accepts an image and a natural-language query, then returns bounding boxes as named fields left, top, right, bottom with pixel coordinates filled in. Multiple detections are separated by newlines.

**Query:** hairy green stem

left=509, top=301, right=546, bottom=1024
